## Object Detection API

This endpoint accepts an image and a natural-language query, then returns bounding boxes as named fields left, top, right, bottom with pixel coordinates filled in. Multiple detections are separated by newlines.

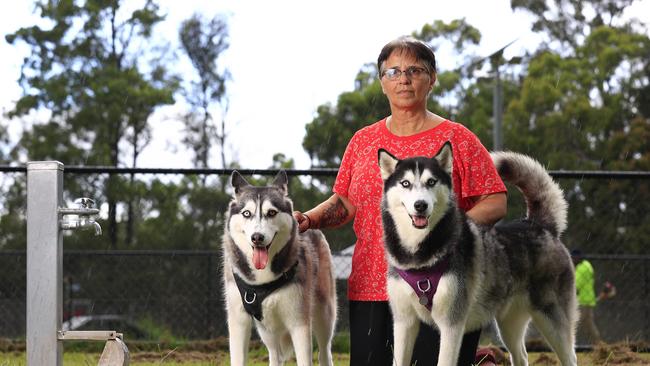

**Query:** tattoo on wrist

left=320, top=198, right=348, bottom=228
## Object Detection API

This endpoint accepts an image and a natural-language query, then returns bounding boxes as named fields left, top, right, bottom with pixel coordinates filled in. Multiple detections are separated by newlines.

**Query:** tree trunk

left=108, top=134, right=120, bottom=249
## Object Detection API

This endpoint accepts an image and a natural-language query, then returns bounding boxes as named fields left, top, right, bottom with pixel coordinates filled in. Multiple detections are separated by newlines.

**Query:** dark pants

left=349, top=300, right=481, bottom=366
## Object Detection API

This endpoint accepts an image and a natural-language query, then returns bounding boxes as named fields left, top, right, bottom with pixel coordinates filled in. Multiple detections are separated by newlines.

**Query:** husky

left=378, top=143, right=577, bottom=366
left=222, top=171, right=337, bottom=366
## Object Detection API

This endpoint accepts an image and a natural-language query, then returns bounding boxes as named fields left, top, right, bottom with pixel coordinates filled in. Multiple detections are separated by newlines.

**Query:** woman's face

left=380, top=50, right=435, bottom=110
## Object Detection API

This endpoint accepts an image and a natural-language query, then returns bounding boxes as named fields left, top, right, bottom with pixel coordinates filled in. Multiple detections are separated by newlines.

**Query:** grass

left=3, top=350, right=650, bottom=366
left=3, top=341, right=650, bottom=365
left=0, top=349, right=345, bottom=366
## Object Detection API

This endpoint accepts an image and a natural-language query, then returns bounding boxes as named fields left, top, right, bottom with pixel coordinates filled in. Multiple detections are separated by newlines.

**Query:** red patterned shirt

left=333, top=118, right=506, bottom=301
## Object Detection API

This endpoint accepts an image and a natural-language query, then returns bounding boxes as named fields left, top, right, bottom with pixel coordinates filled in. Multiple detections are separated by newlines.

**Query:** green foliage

left=502, top=3, right=650, bottom=253
left=136, top=316, right=178, bottom=342
left=60, top=176, right=230, bottom=250
left=303, top=78, right=389, bottom=167
left=299, top=19, right=498, bottom=251
left=179, top=13, right=230, bottom=170
left=1, top=1, right=649, bottom=258
left=299, top=9, right=650, bottom=256
left=415, top=18, right=481, bottom=53
left=4, top=0, right=179, bottom=248
left=331, top=332, right=351, bottom=353
left=0, top=176, right=26, bottom=249
left=510, top=0, right=636, bottom=49
left=455, top=73, right=520, bottom=145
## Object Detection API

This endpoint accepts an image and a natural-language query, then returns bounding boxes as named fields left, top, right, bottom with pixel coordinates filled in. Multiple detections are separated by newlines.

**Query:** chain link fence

left=0, top=170, right=649, bottom=346
left=0, top=249, right=353, bottom=341
left=1, top=251, right=649, bottom=344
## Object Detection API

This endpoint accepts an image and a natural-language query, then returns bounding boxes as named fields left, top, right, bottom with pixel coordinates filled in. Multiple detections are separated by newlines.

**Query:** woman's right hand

left=292, top=211, right=312, bottom=233
left=292, top=194, right=355, bottom=234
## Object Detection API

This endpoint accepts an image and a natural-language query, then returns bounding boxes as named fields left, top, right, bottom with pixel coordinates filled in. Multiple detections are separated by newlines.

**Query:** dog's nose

left=414, top=200, right=428, bottom=213
left=251, top=233, right=265, bottom=245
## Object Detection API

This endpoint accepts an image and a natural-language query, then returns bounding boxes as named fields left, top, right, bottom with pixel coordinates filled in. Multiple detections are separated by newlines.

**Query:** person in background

left=293, top=36, right=506, bottom=365
left=571, top=249, right=615, bottom=345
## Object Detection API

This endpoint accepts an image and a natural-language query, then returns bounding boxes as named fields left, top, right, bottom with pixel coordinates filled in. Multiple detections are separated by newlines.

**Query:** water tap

left=59, top=198, right=103, bottom=235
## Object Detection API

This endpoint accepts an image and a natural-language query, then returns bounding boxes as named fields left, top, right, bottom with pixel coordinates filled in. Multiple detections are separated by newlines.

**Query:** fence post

left=26, top=161, right=64, bottom=366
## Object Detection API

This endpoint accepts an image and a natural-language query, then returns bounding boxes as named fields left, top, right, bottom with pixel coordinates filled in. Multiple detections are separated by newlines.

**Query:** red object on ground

left=475, top=348, right=498, bottom=366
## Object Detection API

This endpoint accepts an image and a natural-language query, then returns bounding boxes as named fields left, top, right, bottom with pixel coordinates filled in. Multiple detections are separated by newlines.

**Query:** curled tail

left=491, top=151, right=568, bottom=237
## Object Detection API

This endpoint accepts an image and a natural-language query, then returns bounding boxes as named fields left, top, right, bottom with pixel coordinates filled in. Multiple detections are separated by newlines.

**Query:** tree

left=179, top=13, right=230, bottom=172
left=300, top=8, right=650, bottom=255
left=302, top=69, right=389, bottom=168
left=303, top=19, right=489, bottom=168
left=177, top=13, right=231, bottom=248
left=0, top=124, right=8, bottom=163
left=506, top=0, right=650, bottom=253
left=510, top=0, right=637, bottom=51
left=300, top=20, right=495, bottom=251
left=5, top=0, right=178, bottom=248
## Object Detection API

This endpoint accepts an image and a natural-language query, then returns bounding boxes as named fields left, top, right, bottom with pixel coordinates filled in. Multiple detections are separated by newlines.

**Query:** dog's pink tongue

left=253, top=247, right=269, bottom=270
left=413, top=215, right=428, bottom=228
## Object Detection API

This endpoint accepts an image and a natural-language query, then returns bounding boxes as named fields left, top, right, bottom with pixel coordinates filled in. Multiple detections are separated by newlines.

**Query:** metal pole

left=27, top=161, right=64, bottom=366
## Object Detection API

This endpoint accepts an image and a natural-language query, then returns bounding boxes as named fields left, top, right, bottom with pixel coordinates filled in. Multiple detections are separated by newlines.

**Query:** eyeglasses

left=382, top=66, right=429, bottom=80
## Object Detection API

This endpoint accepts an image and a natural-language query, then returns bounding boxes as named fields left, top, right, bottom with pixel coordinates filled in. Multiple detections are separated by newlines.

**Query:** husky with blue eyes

left=222, top=171, right=337, bottom=366
left=378, top=143, right=578, bottom=366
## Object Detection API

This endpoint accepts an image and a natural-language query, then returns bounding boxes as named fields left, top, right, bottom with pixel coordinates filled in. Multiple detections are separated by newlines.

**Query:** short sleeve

left=453, top=126, right=506, bottom=199
left=332, top=133, right=358, bottom=198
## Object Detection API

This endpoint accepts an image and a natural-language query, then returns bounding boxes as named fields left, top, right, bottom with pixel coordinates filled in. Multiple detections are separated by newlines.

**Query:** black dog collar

left=232, top=262, right=299, bottom=321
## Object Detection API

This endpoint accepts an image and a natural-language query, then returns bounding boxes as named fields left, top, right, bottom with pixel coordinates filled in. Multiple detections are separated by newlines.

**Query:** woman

left=293, top=36, right=507, bottom=365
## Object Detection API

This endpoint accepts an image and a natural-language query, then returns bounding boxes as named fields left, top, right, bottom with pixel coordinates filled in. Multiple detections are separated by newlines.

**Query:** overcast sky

left=1, top=1, right=649, bottom=169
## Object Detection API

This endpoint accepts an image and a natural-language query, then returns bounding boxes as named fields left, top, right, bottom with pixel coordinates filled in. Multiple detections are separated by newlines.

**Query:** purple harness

left=394, top=257, right=449, bottom=311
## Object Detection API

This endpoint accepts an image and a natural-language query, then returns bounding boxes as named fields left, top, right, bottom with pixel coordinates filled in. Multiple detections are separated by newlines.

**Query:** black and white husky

left=378, top=143, right=578, bottom=366
left=222, top=171, right=337, bottom=366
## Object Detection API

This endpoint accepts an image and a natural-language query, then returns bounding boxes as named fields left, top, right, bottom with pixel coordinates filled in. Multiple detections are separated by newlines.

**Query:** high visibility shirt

left=575, top=260, right=597, bottom=307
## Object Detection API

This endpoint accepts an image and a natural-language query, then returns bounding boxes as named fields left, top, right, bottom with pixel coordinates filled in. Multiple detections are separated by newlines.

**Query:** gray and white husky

left=222, top=171, right=337, bottom=366
left=378, top=143, right=578, bottom=366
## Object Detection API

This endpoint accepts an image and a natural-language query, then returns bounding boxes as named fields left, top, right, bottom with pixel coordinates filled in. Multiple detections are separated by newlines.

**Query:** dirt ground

left=484, top=343, right=650, bottom=365
left=3, top=338, right=650, bottom=365
left=127, top=343, right=650, bottom=365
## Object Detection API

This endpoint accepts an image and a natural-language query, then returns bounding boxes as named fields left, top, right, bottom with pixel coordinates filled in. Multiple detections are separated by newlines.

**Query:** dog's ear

left=433, top=142, right=453, bottom=175
left=378, top=149, right=399, bottom=180
left=230, top=170, right=250, bottom=197
left=272, top=170, right=288, bottom=196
